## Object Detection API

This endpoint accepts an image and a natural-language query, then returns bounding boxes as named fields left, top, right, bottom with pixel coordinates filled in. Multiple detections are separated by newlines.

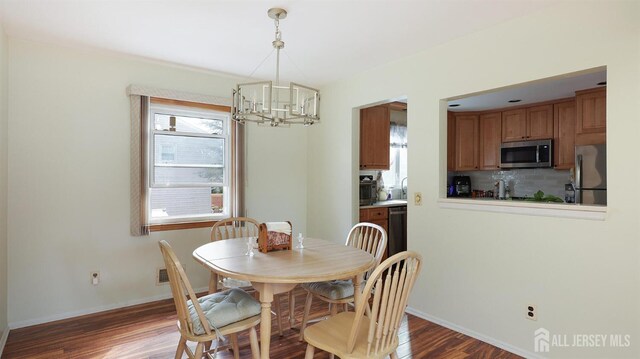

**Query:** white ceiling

left=0, top=0, right=560, bottom=87
left=447, top=68, right=607, bottom=111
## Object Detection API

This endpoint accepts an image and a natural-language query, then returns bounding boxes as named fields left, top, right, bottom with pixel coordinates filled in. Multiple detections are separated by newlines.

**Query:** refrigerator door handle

left=576, top=154, right=582, bottom=204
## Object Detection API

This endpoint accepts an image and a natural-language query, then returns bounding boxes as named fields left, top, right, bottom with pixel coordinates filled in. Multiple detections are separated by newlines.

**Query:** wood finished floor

left=3, top=288, right=521, bottom=359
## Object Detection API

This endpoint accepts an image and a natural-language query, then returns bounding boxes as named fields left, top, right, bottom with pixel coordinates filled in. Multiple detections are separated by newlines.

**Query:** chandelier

left=232, top=8, right=320, bottom=127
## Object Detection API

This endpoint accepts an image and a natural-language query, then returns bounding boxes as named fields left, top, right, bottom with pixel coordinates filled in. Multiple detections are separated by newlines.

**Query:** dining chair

left=209, top=217, right=260, bottom=293
left=302, top=251, right=423, bottom=359
left=298, top=222, right=387, bottom=340
left=209, top=217, right=288, bottom=336
left=158, top=240, right=261, bottom=359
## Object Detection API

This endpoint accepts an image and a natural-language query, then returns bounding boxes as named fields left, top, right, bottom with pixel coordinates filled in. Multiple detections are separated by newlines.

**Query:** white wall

left=309, top=2, right=639, bottom=358
left=6, top=39, right=307, bottom=326
left=0, top=21, right=8, bottom=338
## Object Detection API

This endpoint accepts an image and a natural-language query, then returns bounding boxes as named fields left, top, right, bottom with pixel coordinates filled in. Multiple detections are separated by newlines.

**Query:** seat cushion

left=187, top=288, right=261, bottom=335
left=302, top=280, right=355, bottom=300
left=222, top=277, right=252, bottom=289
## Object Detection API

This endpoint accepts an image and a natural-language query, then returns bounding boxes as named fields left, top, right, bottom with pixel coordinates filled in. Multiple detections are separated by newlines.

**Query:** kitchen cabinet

left=553, top=100, right=576, bottom=170
left=447, top=112, right=455, bottom=171
left=479, top=112, right=502, bottom=170
left=454, top=114, right=479, bottom=171
left=502, top=106, right=553, bottom=142
left=527, top=105, right=554, bottom=140
left=575, top=87, right=606, bottom=145
left=360, top=105, right=390, bottom=170
left=359, top=207, right=388, bottom=236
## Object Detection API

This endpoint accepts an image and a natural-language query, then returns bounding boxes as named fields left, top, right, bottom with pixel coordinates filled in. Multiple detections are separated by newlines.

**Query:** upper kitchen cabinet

left=454, top=114, right=479, bottom=171
left=360, top=105, right=391, bottom=170
left=527, top=105, right=554, bottom=140
left=501, top=109, right=526, bottom=142
left=502, top=105, right=553, bottom=142
left=447, top=112, right=456, bottom=171
left=554, top=100, right=576, bottom=170
left=479, top=112, right=502, bottom=170
left=575, top=87, right=606, bottom=145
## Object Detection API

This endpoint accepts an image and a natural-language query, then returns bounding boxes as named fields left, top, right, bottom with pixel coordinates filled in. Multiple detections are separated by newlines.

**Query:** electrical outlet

left=91, top=271, right=100, bottom=286
left=414, top=192, right=422, bottom=206
left=527, top=304, right=537, bottom=320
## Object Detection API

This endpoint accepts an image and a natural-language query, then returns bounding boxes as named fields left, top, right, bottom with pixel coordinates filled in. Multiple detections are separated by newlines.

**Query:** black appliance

left=453, top=176, right=471, bottom=197
left=500, top=139, right=553, bottom=169
left=388, top=206, right=407, bottom=256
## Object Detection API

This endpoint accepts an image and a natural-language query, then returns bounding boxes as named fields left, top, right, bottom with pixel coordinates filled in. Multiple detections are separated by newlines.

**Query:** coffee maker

left=452, top=176, right=471, bottom=197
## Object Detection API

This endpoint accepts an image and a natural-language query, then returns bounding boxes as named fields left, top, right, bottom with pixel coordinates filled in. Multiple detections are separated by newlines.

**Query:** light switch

left=414, top=192, right=422, bottom=206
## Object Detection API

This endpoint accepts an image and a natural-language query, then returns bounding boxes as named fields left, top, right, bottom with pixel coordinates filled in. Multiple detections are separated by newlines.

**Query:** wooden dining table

left=192, top=237, right=376, bottom=359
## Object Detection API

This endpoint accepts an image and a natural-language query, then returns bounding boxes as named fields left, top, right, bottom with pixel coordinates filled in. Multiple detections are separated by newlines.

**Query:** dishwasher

left=388, top=206, right=407, bottom=256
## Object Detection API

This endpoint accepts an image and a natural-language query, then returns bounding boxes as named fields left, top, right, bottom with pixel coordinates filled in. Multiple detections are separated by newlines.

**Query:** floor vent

left=157, top=268, right=169, bottom=285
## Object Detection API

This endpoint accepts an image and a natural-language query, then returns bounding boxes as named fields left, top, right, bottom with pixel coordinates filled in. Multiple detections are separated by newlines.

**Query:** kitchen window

left=382, top=123, right=408, bottom=190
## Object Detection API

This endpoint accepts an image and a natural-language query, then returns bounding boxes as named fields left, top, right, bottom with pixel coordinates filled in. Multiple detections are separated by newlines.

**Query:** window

left=381, top=123, right=408, bottom=189
left=147, top=100, right=232, bottom=227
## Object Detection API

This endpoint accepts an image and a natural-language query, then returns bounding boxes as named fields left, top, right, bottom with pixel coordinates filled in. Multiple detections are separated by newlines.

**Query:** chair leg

left=274, top=295, right=283, bottom=336
left=289, top=290, right=296, bottom=329
left=249, top=326, right=260, bottom=359
left=391, top=351, right=399, bottom=359
left=174, top=336, right=187, bottom=359
left=230, top=333, right=240, bottom=359
left=194, top=342, right=205, bottom=359
left=330, top=302, right=338, bottom=316
left=344, top=303, right=349, bottom=312
left=304, top=344, right=315, bottom=359
left=299, top=292, right=313, bottom=341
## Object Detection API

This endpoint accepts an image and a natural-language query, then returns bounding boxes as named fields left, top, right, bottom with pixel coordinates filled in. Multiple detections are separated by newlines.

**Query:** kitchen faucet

left=401, top=177, right=408, bottom=199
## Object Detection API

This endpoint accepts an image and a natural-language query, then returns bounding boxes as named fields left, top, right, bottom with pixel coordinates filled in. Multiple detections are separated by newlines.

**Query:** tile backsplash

left=449, top=168, right=572, bottom=199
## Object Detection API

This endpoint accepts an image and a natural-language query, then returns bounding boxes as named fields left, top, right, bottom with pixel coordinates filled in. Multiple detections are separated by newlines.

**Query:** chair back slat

left=346, top=223, right=388, bottom=279
left=211, top=217, right=260, bottom=242
left=159, top=240, right=213, bottom=337
left=346, top=251, right=422, bottom=356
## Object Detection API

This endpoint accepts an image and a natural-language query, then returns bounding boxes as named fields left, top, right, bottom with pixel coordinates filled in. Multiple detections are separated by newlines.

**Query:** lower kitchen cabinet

left=359, top=207, right=389, bottom=260
left=359, top=207, right=388, bottom=234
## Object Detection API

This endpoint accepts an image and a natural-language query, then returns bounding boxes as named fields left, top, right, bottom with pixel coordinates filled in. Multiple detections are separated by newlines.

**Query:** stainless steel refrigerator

left=575, top=144, right=607, bottom=205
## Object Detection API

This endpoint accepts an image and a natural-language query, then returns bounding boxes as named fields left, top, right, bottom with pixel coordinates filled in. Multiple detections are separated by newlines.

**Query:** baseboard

left=405, top=306, right=542, bottom=359
left=8, top=286, right=208, bottom=330
left=0, top=325, right=9, bottom=357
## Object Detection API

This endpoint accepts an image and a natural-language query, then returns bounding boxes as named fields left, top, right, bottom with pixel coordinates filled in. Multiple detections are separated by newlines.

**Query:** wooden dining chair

left=209, top=217, right=260, bottom=293
left=298, top=222, right=387, bottom=340
left=158, top=240, right=261, bottom=359
left=303, top=251, right=423, bottom=359
left=209, top=217, right=288, bottom=336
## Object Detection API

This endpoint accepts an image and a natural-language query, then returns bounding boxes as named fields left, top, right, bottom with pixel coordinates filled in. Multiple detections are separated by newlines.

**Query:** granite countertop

left=360, top=199, right=408, bottom=209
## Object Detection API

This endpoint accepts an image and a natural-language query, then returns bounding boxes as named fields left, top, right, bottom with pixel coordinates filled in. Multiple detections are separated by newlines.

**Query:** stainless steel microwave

left=359, top=180, right=377, bottom=206
left=500, top=139, right=553, bottom=169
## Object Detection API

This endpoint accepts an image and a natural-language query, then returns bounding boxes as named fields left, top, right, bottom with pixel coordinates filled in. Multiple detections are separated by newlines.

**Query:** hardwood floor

left=2, top=288, right=520, bottom=358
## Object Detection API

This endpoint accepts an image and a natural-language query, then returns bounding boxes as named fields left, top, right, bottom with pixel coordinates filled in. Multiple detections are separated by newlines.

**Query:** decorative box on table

left=258, top=221, right=292, bottom=253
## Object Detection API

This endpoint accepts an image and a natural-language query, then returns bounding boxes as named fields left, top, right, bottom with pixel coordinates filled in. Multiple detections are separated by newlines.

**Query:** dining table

left=192, top=237, right=376, bottom=359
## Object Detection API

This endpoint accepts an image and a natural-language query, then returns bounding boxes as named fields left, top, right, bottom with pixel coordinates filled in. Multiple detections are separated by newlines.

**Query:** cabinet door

left=576, top=87, right=606, bottom=144
left=447, top=112, right=456, bottom=171
left=454, top=114, right=479, bottom=171
left=479, top=112, right=502, bottom=170
left=360, top=106, right=390, bottom=169
left=527, top=105, right=554, bottom=140
left=501, top=109, right=527, bottom=142
left=554, top=101, right=576, bottom=170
